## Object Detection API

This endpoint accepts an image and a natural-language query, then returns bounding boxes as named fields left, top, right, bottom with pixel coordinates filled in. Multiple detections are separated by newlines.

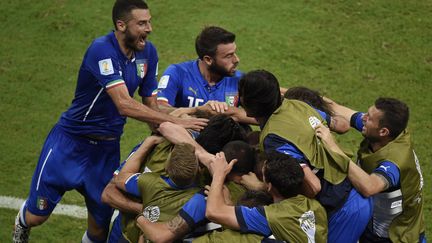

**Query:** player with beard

left=12, top=1, right=207, bottom=243
left=156, top=26, right=257, bottom=125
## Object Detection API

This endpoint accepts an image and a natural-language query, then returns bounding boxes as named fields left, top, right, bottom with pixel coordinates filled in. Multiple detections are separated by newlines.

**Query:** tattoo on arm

left=167, top=215, right=190, bottom=237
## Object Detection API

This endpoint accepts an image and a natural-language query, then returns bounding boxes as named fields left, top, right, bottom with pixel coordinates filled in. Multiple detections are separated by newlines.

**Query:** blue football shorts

left=26, top=125, right=120, bottom=229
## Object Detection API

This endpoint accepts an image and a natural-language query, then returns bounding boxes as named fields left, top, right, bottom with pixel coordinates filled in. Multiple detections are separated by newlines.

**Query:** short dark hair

left=239, top=70, right=282, bottom=118
left=112, top=0, right=149, bottom=30
left=375, top=97, right=409, bottom=139
left=196, top=115, right=247, bottom=154
left=238, top=190, right=273, bottom=207
left=284, top=86, right=333, bottom=115
left=223, top=140, right=256, bottom=175
left=166, top=143, right=198, bottom=187
left=263, top=152, right=304, bottom=198
left=195, top=26, right=236, bottom=59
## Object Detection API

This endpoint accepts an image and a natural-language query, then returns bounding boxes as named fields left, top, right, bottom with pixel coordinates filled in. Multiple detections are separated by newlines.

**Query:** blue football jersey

left=156, top=60, right=242, bottom=107
left=58, top=31, right=158, bottom=137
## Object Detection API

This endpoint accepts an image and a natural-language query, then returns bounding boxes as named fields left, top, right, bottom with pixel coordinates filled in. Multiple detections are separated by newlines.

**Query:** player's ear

left=379, top=127, right=390, bottom=137
left=203, top=55, right=213, bottom=66
left=116, top=20, right=127, bottom=32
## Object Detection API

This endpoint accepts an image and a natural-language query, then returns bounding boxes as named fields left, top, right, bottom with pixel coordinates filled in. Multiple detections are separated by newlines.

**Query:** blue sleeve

left=139, top=42, right=159, bottom=97
left=263, top=134, right=306, bottom=160
left=350, top=112, right=364, bottom=132
left=156, top=64, right=181, bottom=106
left=235, top=206, right=272, bottom=236
left=83, top=41, right=124, bottom=88
left=314, top=108, right=331, bottom=125
left=124, top=173, right=141, bottom=198
left=373, top=161, right=400, bottom=188
left=179, top=191, right=207, bottom=229
left=114, top=142, right=143, bottom=175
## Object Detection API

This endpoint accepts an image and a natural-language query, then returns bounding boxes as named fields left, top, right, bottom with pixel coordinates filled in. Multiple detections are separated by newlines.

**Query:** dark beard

left=209, top=61, right=233, bottom=77
left=124, top=27, right=144, bottom=52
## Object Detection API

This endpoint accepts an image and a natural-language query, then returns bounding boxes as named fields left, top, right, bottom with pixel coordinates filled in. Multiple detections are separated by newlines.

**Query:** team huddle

left=13, top=0, right=425, bottom=242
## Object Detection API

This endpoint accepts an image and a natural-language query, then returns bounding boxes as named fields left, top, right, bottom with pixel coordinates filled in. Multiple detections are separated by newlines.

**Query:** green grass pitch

left=0, top=0, right=430, bottom=241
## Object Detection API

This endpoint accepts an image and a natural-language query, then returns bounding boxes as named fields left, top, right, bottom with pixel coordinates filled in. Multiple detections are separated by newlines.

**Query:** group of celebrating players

left=13, top=0, right=425, bottom=242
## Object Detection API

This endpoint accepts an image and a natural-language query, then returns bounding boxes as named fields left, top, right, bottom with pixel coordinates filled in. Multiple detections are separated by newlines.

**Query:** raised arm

left=115, top=136, right=163, bottom=190
left=158, top=122, right=215, bottom=169
left=324, top=96, right=358, bottom=124
left=206, top=152, right=240, bottom=230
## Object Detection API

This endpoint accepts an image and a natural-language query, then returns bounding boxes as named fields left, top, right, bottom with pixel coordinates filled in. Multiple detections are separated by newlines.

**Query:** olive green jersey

left=193, top=229, right=265, bottom=243
left=122, top=173, right=200, bottom=242
left=358, top=130, right=424, bottom=242
left=260, top=99, right=349, bottom=184
left=264, top=195, right=328, bottom=243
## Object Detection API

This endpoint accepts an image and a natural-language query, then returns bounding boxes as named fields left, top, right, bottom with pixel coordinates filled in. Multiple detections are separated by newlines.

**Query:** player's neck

left=198, top=60, right=221, bottom=86
left=369, top=138, right=391, bottom=152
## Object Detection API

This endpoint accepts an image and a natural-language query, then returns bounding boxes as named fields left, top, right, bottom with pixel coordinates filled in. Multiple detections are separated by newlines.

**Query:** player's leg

left=82, top=139, right=120, bottom=242
left=328, top=188, right=373, bottom=243
left=13, top=125, right=83, bottom=242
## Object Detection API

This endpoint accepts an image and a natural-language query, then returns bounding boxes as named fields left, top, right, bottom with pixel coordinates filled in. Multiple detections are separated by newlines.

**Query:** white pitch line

left=0, top=195, right=87, bottom=219
left=0, top=195, right=120, bottom=222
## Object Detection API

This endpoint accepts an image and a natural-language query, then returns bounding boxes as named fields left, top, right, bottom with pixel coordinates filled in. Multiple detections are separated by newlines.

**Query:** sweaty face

left=361, top=105, right=383, bottom=141
left=209, top=42, right=239, bottom=77
left=123, top=9, right=152, bottom=52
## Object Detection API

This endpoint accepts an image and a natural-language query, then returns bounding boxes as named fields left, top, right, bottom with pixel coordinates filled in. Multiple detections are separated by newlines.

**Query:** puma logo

left=188, top=87, right=198, bottom=96
left=379, top=165, right=390, bottom=171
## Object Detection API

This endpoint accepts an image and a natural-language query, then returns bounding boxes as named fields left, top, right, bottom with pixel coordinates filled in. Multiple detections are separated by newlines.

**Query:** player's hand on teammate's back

left=206, top=100, right=228, bottom=113
left=176, top=117, right=208, bottom=131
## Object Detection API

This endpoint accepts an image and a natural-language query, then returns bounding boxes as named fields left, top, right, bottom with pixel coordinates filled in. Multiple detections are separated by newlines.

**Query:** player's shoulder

left=86, top=32, right=117, bottom=58
left=163, top=59, right=196, bottom=76
left=172, top=59, right=196, bottom=72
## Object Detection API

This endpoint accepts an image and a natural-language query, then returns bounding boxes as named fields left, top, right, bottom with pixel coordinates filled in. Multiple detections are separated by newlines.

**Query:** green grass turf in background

left=0, top=0, right=430, bottom=240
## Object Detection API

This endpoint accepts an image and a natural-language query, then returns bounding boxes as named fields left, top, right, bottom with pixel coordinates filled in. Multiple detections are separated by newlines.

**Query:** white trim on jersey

left=36, top=148, right=52, bottom=191
left=83, top=87, right=104, bottom=121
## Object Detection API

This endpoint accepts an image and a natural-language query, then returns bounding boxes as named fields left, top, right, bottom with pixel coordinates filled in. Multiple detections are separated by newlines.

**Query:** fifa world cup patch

left=36, top=196, right=48, bottom=210
left=158, top=75, right=169, bottom=89
left=98, top=58, right=114, bottom=75
left=143, top=206, right=160, bottom=222
left=136, top=59, right=148, bottom=79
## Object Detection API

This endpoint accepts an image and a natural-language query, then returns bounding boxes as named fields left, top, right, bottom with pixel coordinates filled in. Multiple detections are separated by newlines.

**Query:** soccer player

left=115, top=142, right=203, bottom=242
left=316, top=97, right=426, bottom=243
left=238, top=70, right=373, bottom=243
left=12, top=1, right=207, bottom=242
left=157, top=26, right=241, bottom=108
left=156, top=26, right=258, bottom=125
left=102, top=115, right=247, bottom=242
left=206, top=151, right=328, bottom=242
left=133, top=141, right=261, bottom=242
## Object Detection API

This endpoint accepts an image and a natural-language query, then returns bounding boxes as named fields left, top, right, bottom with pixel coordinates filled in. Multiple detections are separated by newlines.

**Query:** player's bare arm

left=206, top=152, right=240, bottom=230
left=106, top=84, right=208, bottom=130
left=115, top=135, right=163, bottom=190
left=315, top=124, right=387, bottom=197
left=158, top=122, right=215, bottom=169
left=136, top=214, right=190, bottom=243
left=101, top=179, right=142, bottom=214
